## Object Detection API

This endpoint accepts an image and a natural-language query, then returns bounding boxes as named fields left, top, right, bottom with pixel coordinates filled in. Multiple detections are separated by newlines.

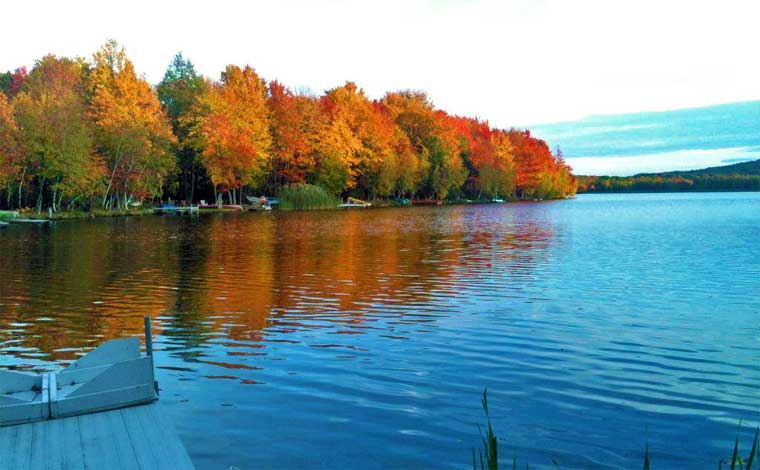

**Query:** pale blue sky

left=3, top=0, right=759, bottom=174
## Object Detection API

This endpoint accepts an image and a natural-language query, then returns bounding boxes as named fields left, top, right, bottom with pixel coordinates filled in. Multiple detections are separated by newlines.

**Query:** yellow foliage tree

left=90, top=40, right=175, bottom=209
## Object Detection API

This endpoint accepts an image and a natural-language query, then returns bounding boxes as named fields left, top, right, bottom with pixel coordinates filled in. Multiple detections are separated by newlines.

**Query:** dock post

left=144, top=315, right=159, bottom=395
left=144, top=315, right=153, bottom=357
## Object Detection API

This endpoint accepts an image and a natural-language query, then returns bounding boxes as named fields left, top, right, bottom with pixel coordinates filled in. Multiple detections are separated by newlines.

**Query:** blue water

left=1, top=193, right=759, bottom=469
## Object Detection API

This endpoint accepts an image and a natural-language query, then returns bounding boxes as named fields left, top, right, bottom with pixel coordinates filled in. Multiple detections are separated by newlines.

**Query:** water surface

left=1, top=193, right=759, bottom=469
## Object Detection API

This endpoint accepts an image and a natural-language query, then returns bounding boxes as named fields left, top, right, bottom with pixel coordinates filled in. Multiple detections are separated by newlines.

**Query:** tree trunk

left=18, top=166, right=27, bottom=209
left=189, top=170, right=196, bottom=205
left=36, top=176, right=46, bottom=214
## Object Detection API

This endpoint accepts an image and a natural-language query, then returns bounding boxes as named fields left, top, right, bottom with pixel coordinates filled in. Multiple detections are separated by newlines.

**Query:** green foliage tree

left=157, top=53, right=208, bottom=202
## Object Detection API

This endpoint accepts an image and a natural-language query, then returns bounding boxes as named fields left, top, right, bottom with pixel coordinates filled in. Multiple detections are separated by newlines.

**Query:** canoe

left=7, top=218, right=49, bottom=224
left=155, top=205, right=198, bottom=214
left=0, top=320, right=157, bottom=426
left=198, top=204, right=243, bottom=211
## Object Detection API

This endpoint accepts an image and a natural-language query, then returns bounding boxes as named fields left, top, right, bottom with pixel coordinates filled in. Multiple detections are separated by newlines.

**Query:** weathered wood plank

left=0, top=424, right=19, bottom=469
left=61, top=412, right=85, bottom=469
left=45, top=418, right=65, bottom=470
left=10, top=420, right=32, bottom=470
left=121, top=406, right=162, bottom=469
left=29, top=421, right=46, bottom=470
left=0, top=403, right=193, bottom=470
left=96, top=409, right=139, bottom=470
left=80, top=412, right=117, bottom=469
left=147, top=405, right=196, bottom=470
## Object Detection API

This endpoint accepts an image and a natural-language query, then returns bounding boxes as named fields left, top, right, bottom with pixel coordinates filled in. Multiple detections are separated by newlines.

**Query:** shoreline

left=0, top=197, right=567, bottom=222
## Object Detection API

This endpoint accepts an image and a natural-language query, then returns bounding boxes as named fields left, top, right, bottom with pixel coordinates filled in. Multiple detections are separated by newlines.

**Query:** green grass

left=473, top=389, right=498, bottom=470
left=472, top=389, right=760, bottom=469
left=277, top=184, right=339, bottom=210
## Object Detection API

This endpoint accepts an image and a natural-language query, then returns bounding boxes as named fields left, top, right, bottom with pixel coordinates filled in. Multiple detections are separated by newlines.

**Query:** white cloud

left=2, top=0, right=759, bottom=126
left=567, top=147, right=760, bottom=176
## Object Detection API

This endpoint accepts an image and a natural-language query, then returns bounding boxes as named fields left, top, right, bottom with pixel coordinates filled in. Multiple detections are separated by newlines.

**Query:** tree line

left=577, top=174, right=760, bottom=192
left=0, top=41, right=576, bottom=213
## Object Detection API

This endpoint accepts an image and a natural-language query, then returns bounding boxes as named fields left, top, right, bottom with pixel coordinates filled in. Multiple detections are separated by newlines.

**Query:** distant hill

left=576, top=159, right=760, bottom=193
left=636, top=159, right=760, bottom=177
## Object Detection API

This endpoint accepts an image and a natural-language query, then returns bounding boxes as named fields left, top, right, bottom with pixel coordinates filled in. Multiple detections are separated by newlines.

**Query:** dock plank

left=61, top=414, right=85, bottom=470
left=29, top=421, right=46, bottom=470
left=0, top=424, right=19, bottom=469
left=0, top=403, right=193, bottom=470
left=11, top=421, right=32, bottom=470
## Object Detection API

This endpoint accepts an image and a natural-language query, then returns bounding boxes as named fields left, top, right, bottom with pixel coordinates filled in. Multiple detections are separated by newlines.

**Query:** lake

left=1, top=193, right=759, bottom=469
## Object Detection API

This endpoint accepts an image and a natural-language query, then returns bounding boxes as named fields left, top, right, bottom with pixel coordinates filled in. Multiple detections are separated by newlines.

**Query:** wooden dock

left=0, top=402, right=194, bottom=470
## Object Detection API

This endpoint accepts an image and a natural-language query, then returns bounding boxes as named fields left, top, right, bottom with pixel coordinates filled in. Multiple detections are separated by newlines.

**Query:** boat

left=491, top=198, right=505, bottom=203
left=155, top=204, right=199, bottom=215
left=7, top=218, right=49, bottom=224
left=246, top=195, right=275, bottom=211
left=0, top=318, right=157, bottom=426
left=0, top=221, right=7, bottom=229
left=338, top=197, right=371, bottom=208
left=197, top=204, right=243, bottom=211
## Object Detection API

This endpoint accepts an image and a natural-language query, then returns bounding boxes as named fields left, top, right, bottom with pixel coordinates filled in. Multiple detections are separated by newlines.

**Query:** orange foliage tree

left=267, top=81, right=319, bottom=188
left=0, top=92, right=20, bottom=199
left=191, top=65, right=271, bottom=205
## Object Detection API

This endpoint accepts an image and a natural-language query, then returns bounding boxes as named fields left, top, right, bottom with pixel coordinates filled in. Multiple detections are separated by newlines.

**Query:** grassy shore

left=0, top=194, right=566, bottom=221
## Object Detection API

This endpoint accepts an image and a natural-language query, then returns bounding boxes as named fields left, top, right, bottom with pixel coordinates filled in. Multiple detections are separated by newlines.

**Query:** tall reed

left=471, top=389, right=760, bottom=469
left=277, top=184, right=339, bottom=210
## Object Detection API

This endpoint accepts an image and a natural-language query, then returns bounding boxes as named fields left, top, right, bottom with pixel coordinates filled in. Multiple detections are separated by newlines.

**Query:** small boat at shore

left=155, top=204, right=199, bottom=214
left=8, top=218, right=49, bottom=224
left=0, top=221, right=7, bottom=229
left=338, top=197, right=371, bottom=208
left=198, top=204, right=243, bottom=211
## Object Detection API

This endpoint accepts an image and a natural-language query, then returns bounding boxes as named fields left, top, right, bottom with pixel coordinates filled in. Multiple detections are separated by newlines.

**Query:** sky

left=2, top=0, right=760, bottom=174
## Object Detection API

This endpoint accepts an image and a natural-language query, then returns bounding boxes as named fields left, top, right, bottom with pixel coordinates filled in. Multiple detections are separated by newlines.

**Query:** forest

left=0, top=41, right=576, bottom=213
left=576, top=159, right=760, bottom=193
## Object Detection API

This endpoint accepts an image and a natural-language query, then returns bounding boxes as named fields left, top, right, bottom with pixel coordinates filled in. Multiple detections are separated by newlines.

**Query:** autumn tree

left=0, top=67, right=28, bottom=98
left=90, top=40, right=175, bottom=209
left=191, top=65, right=271, bottom=204
left=13, top=55, right=101, bottom=212
left=0, top=92, right=20, bottom=207
left=476, top=131, right=515, bottom=198
left=382, top=91, right=465, bottom=199
left=267, top=81, right=319, bottom=189
left=308, top=82, right=396, bottom=196
left=157, top=53, right=208, bottom=202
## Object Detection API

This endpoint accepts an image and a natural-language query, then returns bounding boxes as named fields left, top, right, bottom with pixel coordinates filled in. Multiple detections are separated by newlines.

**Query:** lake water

left=1, top=193, right=759, bottom=469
